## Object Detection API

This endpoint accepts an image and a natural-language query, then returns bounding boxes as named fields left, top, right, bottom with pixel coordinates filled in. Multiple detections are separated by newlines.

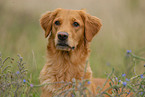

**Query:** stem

left=26, top=81, right=67, bottom=87
left=99, top=68, right=114, bottom=93
left=130, top=53, right=145, bottom=61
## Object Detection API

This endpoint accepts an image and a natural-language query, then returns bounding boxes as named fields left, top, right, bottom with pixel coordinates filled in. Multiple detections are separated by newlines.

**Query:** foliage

left=0, top=51, right=144, bottom=97
left=0, top=54, right=39, bottom=97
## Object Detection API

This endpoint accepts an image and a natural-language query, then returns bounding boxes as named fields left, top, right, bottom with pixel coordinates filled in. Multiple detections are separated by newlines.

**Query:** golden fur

left=39, top=8, right=111, bottom=97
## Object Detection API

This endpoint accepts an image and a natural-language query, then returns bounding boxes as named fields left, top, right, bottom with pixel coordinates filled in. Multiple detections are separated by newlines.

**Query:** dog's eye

left=73, top=22, right=79, bottom=27
left=55, top=21, right=60, bottom=25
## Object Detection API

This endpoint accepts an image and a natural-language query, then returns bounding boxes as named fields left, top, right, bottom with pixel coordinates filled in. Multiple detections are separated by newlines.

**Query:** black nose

left=57, top=32, right=68, bottom=41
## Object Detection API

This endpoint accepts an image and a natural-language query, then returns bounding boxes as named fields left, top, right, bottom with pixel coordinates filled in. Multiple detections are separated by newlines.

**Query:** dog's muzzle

left=56, top=32, right=75, bottom=51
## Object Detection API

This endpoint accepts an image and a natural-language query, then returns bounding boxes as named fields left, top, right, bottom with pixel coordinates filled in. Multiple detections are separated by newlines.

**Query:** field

left=0, top=0, right=145, bottom=96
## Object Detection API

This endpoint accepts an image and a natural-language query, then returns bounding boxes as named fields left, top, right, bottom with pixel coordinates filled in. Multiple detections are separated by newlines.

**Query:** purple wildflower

left=71, top=94, right=75, bottom=97
left=30, top=84, right=33, bottom=87
left=140, top=92, right=143, bottom=95
left=140, top=74, right=144, bottom=78
left=127, top=90, right=130, bottom=95
left=123, top=82, right=127, bottom=86
left=16, top=71, right=20, bottom=74
left=23, top=79, right=26, bottom=83
left=87, top=81, right=91, bottom=84
left=122, top=74, right=126, bottom=77
left=115, top=77, right=118, bottom=80
left=119, top=80, right=121, bottom=82
left=127, top=50, right=131, bottom=53
left=127, top=92, right=130, bottom=95
left=126, top=78, right=130, bottom=81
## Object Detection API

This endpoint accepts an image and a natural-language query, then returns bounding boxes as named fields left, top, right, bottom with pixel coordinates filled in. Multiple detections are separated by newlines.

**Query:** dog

left=39, top=8, right=111, bottom=97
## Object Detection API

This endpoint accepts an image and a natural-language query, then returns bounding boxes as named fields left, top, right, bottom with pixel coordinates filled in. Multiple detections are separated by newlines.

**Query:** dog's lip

left=57, top=43, right=69, bottom=47
left=56, top=43, right=75, bottom=50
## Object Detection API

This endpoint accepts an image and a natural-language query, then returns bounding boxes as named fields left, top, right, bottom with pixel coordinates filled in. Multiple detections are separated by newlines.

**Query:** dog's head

left=40, top=8, right=102, bottom=51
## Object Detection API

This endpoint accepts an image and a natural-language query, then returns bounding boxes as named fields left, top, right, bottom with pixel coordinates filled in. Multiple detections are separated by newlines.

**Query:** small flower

left=127, top=92, right=130, bottom=95
left=20, top=57, right=23, bottom=61
left=140, top=74, right=144, bottom=78
left=126, top=78, right=130, bottom=81
left=30, top=84, right=33, bottom=87
left=144, top=64, right=145, bottom=67
left=79, top=82, right=82, bottom=86
left=123, top=82, right=127, bottom=86
left=71, top=94, right=75, bottom=97
left=126, top=90, right=131, bottom=95
left=119, top=80, right=121, bottom=82
left=140, top=92, right=143, bottom=95
left=127, top=50, right=131, bottom=53
left=23, top=79, right=26, bottom=83
left=87, top=81, right=91, bottom=84
left=115, top=77, right=118, bottom=80
left=16, top=71, right=20, bottom=74
left=122, top=73, right=126, bottom=77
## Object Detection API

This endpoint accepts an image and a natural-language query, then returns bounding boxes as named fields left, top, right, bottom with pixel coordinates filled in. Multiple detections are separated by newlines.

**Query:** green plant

left=0, top=50, right=144, bottom=97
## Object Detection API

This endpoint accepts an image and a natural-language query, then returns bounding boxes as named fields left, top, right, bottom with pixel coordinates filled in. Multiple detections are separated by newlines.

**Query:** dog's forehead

left=56, top=9, right=82, bottom=20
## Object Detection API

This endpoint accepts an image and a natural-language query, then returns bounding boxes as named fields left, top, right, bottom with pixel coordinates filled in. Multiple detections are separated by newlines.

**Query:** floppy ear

left=80, top=11, right=102, bottom=42
left=40, top=8, right=61, bottom=38
left=40, top=12, right=53, bottom=38
left=85, top=14, right=102, bottom=42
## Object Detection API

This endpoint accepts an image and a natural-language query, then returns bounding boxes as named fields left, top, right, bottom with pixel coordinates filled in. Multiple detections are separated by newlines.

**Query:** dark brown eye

left=73, top=22, right=79, bottom=27
left=55, top=21, right=60, bottom=25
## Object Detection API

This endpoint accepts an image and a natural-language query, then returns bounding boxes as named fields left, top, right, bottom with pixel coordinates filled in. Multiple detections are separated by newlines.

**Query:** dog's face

left=40, top=8, right=102, bottom=51
left=52, top=9, right=85, bottom=51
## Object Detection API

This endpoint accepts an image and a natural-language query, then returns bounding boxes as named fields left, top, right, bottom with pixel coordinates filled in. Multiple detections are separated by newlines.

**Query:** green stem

left=99, top=68, right=114, bottom=93
left=130, top=72, right=145, bottom=80
left=101, top=85, right=121, bottom=94
left=130, top=53, right=145, bottom=61
left=25, top=81, right=67, bottom=87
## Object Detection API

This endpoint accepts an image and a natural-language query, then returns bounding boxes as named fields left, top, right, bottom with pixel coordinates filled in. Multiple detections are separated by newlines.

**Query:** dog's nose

left=57, top=32, right=68, bottom=41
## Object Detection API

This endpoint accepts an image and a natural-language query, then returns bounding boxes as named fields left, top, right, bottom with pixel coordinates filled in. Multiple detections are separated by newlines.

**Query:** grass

left=0, top=51, right=144, bottom=96
left=0, top=0, right=145, bottom=96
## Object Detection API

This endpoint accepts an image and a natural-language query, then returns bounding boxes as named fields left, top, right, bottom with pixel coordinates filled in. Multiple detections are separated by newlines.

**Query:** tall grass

left=0, top=51, right=144, bottom=96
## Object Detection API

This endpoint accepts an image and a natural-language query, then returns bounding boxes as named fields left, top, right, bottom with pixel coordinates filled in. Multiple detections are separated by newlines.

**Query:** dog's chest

left=53, top=64, right=84, bottom=82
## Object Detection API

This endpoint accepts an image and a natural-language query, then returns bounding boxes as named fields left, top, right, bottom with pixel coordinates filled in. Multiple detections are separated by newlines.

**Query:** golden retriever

left=39, top=8, right=111, bottom=97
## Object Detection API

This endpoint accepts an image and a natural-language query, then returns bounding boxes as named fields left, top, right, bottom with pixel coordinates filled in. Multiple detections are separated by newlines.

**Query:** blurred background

left=0, top=0, right=145, bottom=85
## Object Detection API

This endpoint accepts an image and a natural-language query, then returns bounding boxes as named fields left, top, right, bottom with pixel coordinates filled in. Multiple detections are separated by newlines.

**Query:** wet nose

left=57, top=32, right=68, bottom=41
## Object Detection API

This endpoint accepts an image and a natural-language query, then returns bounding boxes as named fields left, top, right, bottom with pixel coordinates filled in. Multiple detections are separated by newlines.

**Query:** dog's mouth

left=56, top=43, right=75, bottom=51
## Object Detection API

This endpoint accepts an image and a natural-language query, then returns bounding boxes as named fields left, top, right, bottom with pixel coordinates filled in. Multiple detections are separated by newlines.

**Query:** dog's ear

left=79, top=11, right=102, bottom=42
left=40, top=8, right=61, bottom=38
left=85, top=14, right=102, bottom=42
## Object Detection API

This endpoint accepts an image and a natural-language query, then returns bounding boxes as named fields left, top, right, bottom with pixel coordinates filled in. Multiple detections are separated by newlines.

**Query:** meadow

left=0, top=0, right=145, bottom=96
